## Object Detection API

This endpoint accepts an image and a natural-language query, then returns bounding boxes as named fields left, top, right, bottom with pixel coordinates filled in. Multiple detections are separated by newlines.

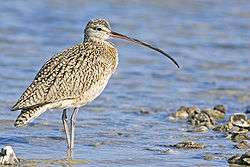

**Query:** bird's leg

left=69, top=107, right=79, bottom=157
left=62, top=109, right=71, bottom=152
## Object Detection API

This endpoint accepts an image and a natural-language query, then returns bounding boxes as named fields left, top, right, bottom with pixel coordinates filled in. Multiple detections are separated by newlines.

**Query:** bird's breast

left=107, top=43, right=119, bottom=73
left=97, top=42, right=119, bottom=74
left=109, top=47, right=119, bottom=73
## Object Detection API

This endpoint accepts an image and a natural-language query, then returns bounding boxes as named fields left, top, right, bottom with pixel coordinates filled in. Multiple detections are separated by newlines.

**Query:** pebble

left=228, top=151, right=250, bottom=165
left=188, top=111, right=215, bottom=129
left=234, top=141, right=250, bottom=149
left=0, top=146, right=19, bottom=165
left=170, top=141, right=206, bottom=149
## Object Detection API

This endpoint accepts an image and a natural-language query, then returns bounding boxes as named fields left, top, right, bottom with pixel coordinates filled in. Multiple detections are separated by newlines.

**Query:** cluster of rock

left=214, top=113, right=250, bottom=142
left=170, top=105, right=250, bottom=165
left=170, top=105, right=226, bottom=132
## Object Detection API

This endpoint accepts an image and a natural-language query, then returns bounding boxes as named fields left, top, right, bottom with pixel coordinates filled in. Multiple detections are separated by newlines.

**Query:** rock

left=0, top=146, right=19, bottom=165
left=171, top=105, right=224, bottom=125
left=139, top=108, right=151, bottom=114
left=243, top=157, right=250, bottom=165
left=203, top=109, right=223, bottom=120
left=203, top=153, right=226, bottom=161
left=227, top=125, right=248, bottom=134
left=145, top=147, right=175, bottom=154
left=188, top=111, right=215, bottom=129
left=203, top=105, right=226, bottom=120
left=204, top=154, right=216, bottom=161
left=213, top=123, right=233, bottom=132
left=228, top=154, right=242, bottom=164
left=213, top=104, right=226, bottom=114
left=204, top=109, right=225, bottom=121
left=173, top=106, right=189, bottom=119
left=229, top=151, right=250, bottom=165
left=171, top=106, right=219, bottom=130
left=171, top=106, right=200, bottom=119
left=188, top=126, right=209, bottom=133
left=230, top=113, right=250, bottom=128
left=170, top=141, right=205, bottom=149
left=195, top=126, right=209, bottom=132
left=234, top=141, right=250, bottom=149
left=228, top=132, right=249, bottom=142
left=136, top=107, right=160, bottom=115
left=213, top=113, right=250, bottom=133
left=227, top=126, right=249, bottom=142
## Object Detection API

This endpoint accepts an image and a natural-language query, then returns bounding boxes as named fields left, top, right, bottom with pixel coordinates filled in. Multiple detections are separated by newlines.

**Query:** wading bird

left=11, top=19, right=179, bottom=158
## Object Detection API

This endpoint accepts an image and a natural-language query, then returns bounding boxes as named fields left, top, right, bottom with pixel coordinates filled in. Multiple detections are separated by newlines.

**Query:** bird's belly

left=56, top=74, right=112, bottom=109
left=77, top=74, right=112, bottom=107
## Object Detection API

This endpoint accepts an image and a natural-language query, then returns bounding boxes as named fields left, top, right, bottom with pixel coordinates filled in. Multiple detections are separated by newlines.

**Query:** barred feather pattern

left=12, top=38, right=118, bottom=126
left=14, top=106, right=47, bottom=127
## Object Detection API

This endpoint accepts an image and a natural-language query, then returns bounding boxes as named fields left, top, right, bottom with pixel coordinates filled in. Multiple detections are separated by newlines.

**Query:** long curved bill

left=110, top=31, right=180, bottom=68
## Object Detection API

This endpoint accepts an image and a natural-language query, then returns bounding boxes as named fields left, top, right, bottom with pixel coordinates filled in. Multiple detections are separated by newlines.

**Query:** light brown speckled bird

left=11, top=19, right=179, bottom=158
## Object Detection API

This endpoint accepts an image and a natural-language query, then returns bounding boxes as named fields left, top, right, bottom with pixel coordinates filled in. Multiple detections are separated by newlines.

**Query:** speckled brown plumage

left=13, top=41, right=117, bottom=109
left=12, top=20, right=118, bottom=127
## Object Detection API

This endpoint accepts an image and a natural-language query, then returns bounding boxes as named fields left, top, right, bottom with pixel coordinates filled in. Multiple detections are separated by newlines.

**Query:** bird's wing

left=12, top=42, right=117, bottom=111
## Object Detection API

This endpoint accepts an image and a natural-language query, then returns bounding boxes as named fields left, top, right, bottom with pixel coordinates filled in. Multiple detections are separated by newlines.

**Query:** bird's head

left=84, top=19, right=180, bottom=68
left=84, top=19, right=111, bottom=41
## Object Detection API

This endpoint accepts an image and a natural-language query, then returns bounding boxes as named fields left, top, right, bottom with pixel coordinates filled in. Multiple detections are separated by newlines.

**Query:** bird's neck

left=84, top=37, right=115, bottom=49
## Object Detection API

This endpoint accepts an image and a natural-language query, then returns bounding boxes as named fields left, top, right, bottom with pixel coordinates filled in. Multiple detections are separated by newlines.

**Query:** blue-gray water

left=0, top=0, right=250, bottom=166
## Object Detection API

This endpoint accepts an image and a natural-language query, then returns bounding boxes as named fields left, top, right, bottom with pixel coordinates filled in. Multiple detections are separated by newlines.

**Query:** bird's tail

left=14, top=106, right=47, bottom=127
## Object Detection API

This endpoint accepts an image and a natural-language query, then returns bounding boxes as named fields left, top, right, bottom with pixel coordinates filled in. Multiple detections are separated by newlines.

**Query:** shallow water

left=0, top=0, right=250, bottom=166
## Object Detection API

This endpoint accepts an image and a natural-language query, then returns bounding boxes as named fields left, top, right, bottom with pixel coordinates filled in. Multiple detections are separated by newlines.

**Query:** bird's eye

left=96, top=27, right=102, bottom=31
